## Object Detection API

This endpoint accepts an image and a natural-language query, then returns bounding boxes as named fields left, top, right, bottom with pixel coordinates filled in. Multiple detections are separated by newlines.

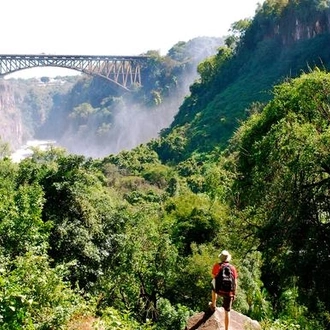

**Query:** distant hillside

left=154, top=0, right=330, bottom=162
left=46, top=36, right=223, bottom=157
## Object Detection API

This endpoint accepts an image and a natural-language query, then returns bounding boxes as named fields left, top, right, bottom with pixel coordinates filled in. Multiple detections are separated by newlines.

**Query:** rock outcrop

left=185, top=307, right=261, bottom=330
left=0, top=81, right=23, bottom=149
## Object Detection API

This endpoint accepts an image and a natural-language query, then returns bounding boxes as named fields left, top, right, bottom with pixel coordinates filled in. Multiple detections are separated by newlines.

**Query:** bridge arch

left=0, top=54, right=149, bottom=91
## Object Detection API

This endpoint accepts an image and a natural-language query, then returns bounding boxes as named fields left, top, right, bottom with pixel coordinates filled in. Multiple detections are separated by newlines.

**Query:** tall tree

left=230, top=69, right=330, bottom=316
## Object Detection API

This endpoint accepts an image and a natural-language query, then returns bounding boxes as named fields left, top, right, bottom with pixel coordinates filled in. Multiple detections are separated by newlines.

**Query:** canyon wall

left=0, top=81, right=23, bottom=150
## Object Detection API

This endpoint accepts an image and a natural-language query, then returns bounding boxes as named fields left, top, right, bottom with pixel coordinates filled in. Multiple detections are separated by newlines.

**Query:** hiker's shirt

left=212, top=261, right=238, bottom=297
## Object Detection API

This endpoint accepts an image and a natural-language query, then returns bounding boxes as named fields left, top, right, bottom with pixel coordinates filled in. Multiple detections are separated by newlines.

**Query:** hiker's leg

left=211, top=290, right=217, bottom=309
left=224, top=310, right=230, bottom=330
left=222, top=296, right=233, bottom=330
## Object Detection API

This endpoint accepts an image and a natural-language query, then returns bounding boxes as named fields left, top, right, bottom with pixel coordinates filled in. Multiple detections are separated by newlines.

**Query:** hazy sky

left=1, top=0, right=264, bottom=77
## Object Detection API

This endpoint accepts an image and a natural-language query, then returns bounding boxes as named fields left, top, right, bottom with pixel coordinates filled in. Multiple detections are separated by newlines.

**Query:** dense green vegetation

left=3, top=69, right=330, bottom=329
left=3, top=0, right=330, bottom=329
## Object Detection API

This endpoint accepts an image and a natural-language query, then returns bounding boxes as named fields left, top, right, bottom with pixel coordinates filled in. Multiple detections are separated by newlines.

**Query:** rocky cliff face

left=280, top=9, right=330, bottom=45
left=258, top=4, right=330, bottom=46
left=0, top=81, right=23, bottom=150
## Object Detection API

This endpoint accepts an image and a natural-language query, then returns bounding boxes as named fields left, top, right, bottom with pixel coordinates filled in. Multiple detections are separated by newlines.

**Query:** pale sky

left=1, top=0, right=264, bottom=77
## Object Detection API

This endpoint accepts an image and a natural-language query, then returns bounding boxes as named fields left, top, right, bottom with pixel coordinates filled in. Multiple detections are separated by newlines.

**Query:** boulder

left=185, top=307, right=261, bottom=330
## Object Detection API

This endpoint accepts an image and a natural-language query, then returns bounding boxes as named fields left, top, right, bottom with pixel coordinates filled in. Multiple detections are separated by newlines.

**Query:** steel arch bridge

left=0, top=54, right=149, bottom=90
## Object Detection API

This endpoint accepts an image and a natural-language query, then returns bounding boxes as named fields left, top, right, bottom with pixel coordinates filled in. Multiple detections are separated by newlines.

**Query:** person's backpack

left=215, top=263, right=235, bottom=293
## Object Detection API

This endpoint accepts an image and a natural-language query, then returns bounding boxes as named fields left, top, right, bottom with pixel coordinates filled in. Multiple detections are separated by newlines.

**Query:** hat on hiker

left=218, top=250, right=231, bottom=262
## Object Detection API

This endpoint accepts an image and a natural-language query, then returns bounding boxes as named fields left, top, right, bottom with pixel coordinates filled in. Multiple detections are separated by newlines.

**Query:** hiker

left=210, top=250, right=238, bottom=330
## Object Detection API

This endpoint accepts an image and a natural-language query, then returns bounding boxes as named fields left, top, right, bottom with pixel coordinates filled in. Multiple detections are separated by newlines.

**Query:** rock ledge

left=185, top=307, right=261, bottom=330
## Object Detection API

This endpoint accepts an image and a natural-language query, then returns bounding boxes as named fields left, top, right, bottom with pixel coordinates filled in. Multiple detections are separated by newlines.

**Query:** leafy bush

left=155, top=298, right=193, bottom=330
left=98, top=307, right=154, bottom=330
left=0, top=253, right=86, bottom=329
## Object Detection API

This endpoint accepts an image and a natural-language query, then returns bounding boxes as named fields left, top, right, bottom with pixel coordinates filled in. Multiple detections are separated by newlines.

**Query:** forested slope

left=155, top=0, right=330, bottom=162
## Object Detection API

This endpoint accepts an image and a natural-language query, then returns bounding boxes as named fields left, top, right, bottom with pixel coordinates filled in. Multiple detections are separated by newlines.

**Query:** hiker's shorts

left=221, top=295, right=234, bottom=312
